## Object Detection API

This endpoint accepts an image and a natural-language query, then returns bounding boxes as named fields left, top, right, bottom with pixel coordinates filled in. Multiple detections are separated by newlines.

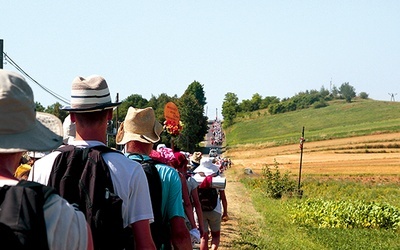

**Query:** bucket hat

left=116, top=107, right=163, bottom=144
left=193, top=157, right=219, bottom=176
left=0, top=70, right=63, bottom=153
left=62, top=75, right=121, bottom=113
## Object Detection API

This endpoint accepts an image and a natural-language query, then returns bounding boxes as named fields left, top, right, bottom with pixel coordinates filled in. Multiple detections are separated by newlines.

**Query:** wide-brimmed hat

left=0, top=70, right=63, bottom=153
left=190, top=152, right=202, bottom=164
left=62, top=75, right=121, bottom=113
left=193, top=157, right=219, bottom=176
left=116, top=107, right=163, bottom=145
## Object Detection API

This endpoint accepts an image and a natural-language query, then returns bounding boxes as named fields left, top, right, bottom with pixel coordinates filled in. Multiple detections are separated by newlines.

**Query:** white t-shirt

left=28, top=140, right=154, bottom=227
left=0, top=179, right=88, bottom=250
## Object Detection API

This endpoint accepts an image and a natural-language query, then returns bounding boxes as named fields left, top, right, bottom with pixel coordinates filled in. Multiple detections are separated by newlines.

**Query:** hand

left=222, top=214, right=229, bottom=222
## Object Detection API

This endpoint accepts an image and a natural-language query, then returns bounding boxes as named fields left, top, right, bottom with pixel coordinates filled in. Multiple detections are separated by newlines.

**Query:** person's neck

left=75, top=132, right=106, bottom=144
left=0, top=153, right=22, bottom=180
left=125, top=141, right=152, bottom=155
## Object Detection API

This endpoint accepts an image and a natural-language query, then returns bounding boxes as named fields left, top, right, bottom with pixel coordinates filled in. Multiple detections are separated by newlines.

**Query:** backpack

left=198, top=187, right=219, bottom=211
left=0, top=180, right=57, bottom=250
left=47, top=145, right=129, bottom=250
left=128, top=154, right=170, bottom=250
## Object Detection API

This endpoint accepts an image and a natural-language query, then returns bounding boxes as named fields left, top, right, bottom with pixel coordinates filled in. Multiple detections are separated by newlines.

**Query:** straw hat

left=0, top=70, right=63, bottom=153
left=190, top=152, right=202, bottom=164
left=193, top=157, right=219, bottom=176
left=116, top=107, right=163, bottom=145
left=62, top=75, right=121, bottom=113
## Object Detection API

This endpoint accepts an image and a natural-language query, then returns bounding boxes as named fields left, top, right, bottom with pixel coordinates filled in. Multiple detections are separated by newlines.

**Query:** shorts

left=202, top=210, right=221, bottom=232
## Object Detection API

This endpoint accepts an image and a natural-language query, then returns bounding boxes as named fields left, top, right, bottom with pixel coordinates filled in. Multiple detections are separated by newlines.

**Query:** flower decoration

left=164, top=119, right=184, bottom=136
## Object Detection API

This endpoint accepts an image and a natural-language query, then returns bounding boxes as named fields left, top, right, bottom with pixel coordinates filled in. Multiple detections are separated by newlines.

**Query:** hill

left=225, top=99, right=400, bottom=147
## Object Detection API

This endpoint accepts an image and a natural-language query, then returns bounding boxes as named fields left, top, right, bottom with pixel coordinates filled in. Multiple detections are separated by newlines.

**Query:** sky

left=1, top=1, right=399, bottom=120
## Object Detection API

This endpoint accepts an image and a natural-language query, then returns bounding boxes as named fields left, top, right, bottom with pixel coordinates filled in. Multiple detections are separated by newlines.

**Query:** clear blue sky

left=2, top=1, right=399, bottom=120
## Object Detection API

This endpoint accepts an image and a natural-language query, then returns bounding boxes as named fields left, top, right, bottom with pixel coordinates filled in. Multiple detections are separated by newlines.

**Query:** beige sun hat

left=193, top=157, right=219, bottom=176
left=190, top=152, right=202, bottom=164
left=116, top=107, right=164, bottom=145
left=62, top=75, right=121, bottom=113
left=0, top=70, right=63, bottom=153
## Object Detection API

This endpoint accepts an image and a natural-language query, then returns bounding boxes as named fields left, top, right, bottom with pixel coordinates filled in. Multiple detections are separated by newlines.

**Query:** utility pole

left=0, top=39, right=3, bottom=69
left=115, top=93, right=120, bottom=150
left=298, top=126, right=305, bottom=197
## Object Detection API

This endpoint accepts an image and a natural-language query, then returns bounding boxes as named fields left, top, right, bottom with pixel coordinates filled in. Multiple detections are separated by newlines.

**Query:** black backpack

left=128, top=154, right=170, bottom=250
left=0, top=180, right=57, bottom=250
left=48, top=145, right=129, bottom=250
left=198, top=187, right=219, bottom=211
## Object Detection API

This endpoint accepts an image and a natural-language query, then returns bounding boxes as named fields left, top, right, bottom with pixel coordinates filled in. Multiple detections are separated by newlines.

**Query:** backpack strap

left=49, top=145, right=127, bottom=250
left=127, top=153, right=169, bottom=249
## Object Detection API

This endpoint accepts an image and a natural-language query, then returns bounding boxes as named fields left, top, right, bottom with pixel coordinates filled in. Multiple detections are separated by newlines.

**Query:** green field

left=225, top=99, right=400, bottom=147
left=226, top=99, right=400, bottom=249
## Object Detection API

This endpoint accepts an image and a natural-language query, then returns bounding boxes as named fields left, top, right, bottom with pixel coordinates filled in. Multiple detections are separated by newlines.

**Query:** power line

left=3, top=52, right=70, bottom=104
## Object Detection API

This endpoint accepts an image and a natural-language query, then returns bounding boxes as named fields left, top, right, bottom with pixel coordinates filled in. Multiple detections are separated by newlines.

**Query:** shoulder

left=44, top=194, right=88, bottom=249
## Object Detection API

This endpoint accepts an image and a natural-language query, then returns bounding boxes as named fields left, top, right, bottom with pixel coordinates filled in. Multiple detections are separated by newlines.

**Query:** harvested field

left=216, top=133, right=400, bottom=249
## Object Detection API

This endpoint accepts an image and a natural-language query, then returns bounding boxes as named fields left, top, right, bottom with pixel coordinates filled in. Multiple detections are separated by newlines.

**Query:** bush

left=359, top=92, right=369, bottom=99
left=313, top=100, right=328, bottom=109
left=289, top=199, right=400, bottom=230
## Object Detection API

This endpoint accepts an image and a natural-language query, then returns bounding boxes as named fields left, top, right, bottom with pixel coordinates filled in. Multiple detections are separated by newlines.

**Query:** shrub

left=289, top=199, right=400, bottom=230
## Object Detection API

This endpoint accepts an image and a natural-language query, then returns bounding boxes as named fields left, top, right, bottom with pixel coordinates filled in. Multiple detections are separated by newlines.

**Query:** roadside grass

left=225, top=99, right=400, bottom=148
left=225, top=98, right=400, bottom=249
left=234, top=175, right=400, bottom=249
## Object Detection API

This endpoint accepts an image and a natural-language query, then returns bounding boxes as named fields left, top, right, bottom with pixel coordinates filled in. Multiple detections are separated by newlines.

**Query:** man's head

left=116, top=107, right=163, bottom=145
left=0, top=70, right=63, bottom=153
left=62, top=75, right=121, bottom=113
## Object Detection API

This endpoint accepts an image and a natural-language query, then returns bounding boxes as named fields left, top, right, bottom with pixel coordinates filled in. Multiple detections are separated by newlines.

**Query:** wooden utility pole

left=298, top=126, right=305, bottom=197
left=0, top=39, right=3, bottom=69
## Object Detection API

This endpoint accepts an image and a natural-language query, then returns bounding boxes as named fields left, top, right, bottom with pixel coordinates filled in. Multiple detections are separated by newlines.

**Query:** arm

left=86, top=223, right=94, bottom=250
left=190, top=187, right=206, bottom=237
left=131, top=219, right=156, bottom=250
left=219, top=190, right=228, bottom=220
left=169, top=216, right=193, bottom=250
left=179, top=173, right=196, bottom=230
left=44, top=194, right=91, bottom=250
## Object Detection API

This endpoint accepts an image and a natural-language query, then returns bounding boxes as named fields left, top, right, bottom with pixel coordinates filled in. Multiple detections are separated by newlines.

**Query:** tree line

left=222, top=82, right=366, bottom=128
left=35, top=81, right=209, bottom=153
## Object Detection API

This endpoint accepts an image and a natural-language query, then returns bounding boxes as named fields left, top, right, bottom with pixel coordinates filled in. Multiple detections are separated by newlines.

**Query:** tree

left=174, top=94, right=208, bottom=152
left=117, top=94, right=149, bottom=121
left=339, top=82, right=356, bottom=103
left=183, top=81, right=207, bottom=107
left=250, top=93, right=263, bottom=111
left=148, top=93, right=178, bottom=123
left=35, top=102, right=45, bottom=112
left=45, top=102, right=68, bottom=122
left=260, top=96, right=280, bottom=109
left=222, top=92, right=239, bottom=128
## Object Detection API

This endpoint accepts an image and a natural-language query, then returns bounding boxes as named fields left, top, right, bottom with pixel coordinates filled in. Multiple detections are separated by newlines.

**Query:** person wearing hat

left=190, top=152, right=202, bottom=169
left=193, top=158, right=228, bottom=250
left=170, top=152, right=205, bottom=247
left=0, top=70, right=93, bottom=249
left=116, top=107, right=192, bottom=250
left=28, top=75, right=155, bottom=249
